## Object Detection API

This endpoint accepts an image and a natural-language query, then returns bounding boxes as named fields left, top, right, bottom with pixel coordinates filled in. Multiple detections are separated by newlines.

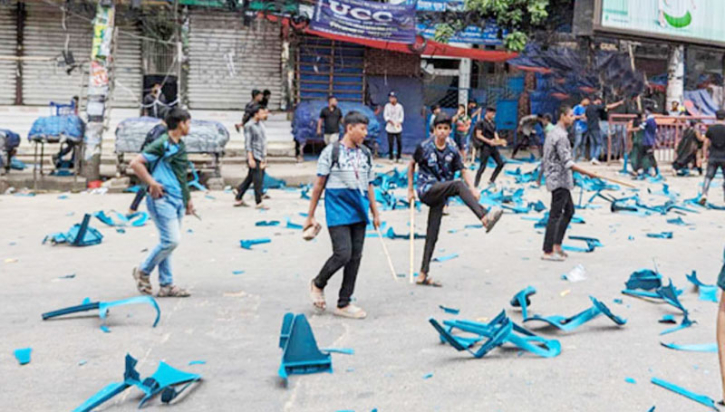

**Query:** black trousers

left=420, top=181, right=487, bottom=274
left=388, top=132, right=402, bottom=160
left=476, top=146, right=505, bottom=187
left=639, top=145, right=658, bottom=174
left=314, top=222, right=366, bottom=308
left=129, top=188, right=147, bottom=212
left=543, top=188, right=575, bottom=254
left=512, top=133, right=542, bottom=159
left=236, top=163, right=265, bottom=204
left=703, top=160, right=725, bottom=195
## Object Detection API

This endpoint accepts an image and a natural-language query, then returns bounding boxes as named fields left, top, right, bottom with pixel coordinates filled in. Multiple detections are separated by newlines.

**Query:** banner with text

left=311, top=0, right=416, bottom=44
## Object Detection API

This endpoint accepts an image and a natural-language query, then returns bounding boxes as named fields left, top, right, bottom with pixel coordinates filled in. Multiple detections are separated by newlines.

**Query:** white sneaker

left=591, top=159, right=600, bottom=165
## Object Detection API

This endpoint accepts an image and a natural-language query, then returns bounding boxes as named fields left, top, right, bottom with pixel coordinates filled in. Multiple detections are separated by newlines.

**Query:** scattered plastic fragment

left=385, top=227, right=425, bottom=240
left=660, top=342, right=718, bottom=353
left=659, top=315, right=676, bottom=324
left=285, top=217, right=304, bottom=230
left=58, top=274, right=76, bottom=279
left=625, top=377, right=637, bottom=384
left=240, top=238, right=271, bottom=250
left=100, top=325, right=111, bottom=333
left=423, top=373, right=434, bottom=380
left=255, top=220, right=280, bottom=227
left=43, top=214, right=103, bottom=247
left=42, top=296, right=161, bottom=329
left=278, top=313, right=332, bottom=384
left=613, top=299, right=623, bottom=305
left=232, top=270, right=245, bottom=276
left=72, top=354, right=202, bottom=411
left=651, top=377, right=719, bottom=411
left=432, top=254, right=458, bottom=262
left=430, top=311, right=561, bottom=359
left=14, top=348, right=32, bottom=365
left=560, top=289, right=571, bottom=297
left=646, top=232, right=673, bottom=239
left=79, top=360, right=87, bottom=366
left=94, top=211, right=148, bottom=228
left=562, top=264, right=587, bottom=282
left=321, top=348, right=355, bottom=355
left=188, top=360, right=206, bottom=366
left=439, top=305, right=460, bottom=315
left=686, top=271, right=719, bottom=303
left=510, top=286, right=537, bottom=320
left=667, top=217, right=693, bottom=226
left=562, top=236, right=603, bottom=253
left=4, top=258, right=18, bottom=263
left=521, top=295, right=627, bottom=332
left=628, top=236, right=635, bottom=241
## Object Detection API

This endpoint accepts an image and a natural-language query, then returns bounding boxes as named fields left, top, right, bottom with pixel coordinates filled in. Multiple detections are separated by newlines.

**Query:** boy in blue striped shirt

left=304, top=111, right=381, bottom=319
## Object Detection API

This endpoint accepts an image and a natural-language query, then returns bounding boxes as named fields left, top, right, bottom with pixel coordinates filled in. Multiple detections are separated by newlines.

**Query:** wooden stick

left=375, top=227, right=398, bottom=282
left=409, top=205, right=415, bottom=284
left=592, top=173, right=637, bottom=189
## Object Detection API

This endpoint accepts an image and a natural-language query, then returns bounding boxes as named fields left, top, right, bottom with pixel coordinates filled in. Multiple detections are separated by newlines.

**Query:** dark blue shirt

left=413, top=138, right=464, bottom=198
left=643, top=116, right=657, bottom=147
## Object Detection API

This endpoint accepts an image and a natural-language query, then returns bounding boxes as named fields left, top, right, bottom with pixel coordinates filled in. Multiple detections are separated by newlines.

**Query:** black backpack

left=331, top=141, right=372, bottom=170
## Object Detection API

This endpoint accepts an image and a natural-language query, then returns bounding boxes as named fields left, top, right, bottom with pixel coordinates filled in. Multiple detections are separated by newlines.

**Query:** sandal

left=557, top=251, right=569, bottom=258
left=309, top=280, right=326, bottom=310
left=483, top=207, right=503, bottom=233
left=132, top=267, right=152, bottom=295
left=541, top=253, right=565, bottom=262
left=157, top=284, right=190, bottom=298
left=416, top=274, right=443, bottom=287
left=334, top=304, right=367, bottom=319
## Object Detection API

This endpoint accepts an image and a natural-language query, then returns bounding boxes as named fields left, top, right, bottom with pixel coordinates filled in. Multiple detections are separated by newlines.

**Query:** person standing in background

left=235, top=89, right=264, bottom=132
left=384, top=91, right=404, bottom=162
left=572, top=98, right=589, bottom=161
left=234, top=106, right=269, bottom=210
left=452, top=104, right=471, bottom=159
left=317, top=95, right=343, bottom=145
left=699, top=110, right=725, bottom=205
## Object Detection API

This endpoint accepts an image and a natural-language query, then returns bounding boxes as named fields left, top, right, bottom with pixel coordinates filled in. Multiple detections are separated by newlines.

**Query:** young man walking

left=130, top=108, right=194, bottom=298
left=541, top=106, right=597, bottom=262
left=384, top=91, right=404, bottom=162
left=473, top=106, right=506, bottom=188
left=305, top=111, right=381, bottom=319
left=128, top=120, right=167, bottom=215
left=699, top=110, right=725, bottom=205
left=234, top=106, right=269, bottom=209
left=317, top=95, right=343, bottom=145
left=408, top=113, right=503, bottom=287
left=235, top=89, right=264, bottom=132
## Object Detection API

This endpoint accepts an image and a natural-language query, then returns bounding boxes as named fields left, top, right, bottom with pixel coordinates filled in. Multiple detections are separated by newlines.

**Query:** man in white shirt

left=384, top=91, right=404, bottom=162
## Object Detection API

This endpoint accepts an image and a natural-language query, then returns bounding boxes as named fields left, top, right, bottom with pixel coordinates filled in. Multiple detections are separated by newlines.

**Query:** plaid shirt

left=244, top=120, right=267, bottom=162
left=542, top=125, right=575, bottom=192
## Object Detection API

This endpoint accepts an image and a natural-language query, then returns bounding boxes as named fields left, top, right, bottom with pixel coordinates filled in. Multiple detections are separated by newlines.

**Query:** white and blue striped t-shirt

left=317, top=144, right=375, bottom=227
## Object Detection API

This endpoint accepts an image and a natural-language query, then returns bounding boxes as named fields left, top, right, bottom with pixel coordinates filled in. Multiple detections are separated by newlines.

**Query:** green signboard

left=599, top=0, right=725, bottom=47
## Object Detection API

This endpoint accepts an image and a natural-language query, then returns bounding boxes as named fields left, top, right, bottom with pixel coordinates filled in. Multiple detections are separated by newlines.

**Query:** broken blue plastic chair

left=73, top=354, right=201, bottom=412
left=94, top=211, right=149, bottom=227
left=240, top=238, right=271, bottom=250
left=660, top=342, right=718, bottom=353
left=187, top=162, right=207, bottom=191
left=686, top=271, right=719, bottom=303
left=563, top=236, right=602, bottom=253
left=510, top=286, right=537, bottom=321
left=523, top=296, right=626, bottom=332
left=385, top=227, right=425, bottom=240
left=43, top=214, right=103, bottom=246
left=278, top=313, right=332, bottom=383
left=651, top=377, right=719, bottom=411
left=42, top=296, right=161, bottom=328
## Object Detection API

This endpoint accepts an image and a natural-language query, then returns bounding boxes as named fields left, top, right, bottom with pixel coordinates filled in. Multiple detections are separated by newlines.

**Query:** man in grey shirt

left=541, top=105, right=596, bottom=261
left=234, top=105, right=269, bottom=209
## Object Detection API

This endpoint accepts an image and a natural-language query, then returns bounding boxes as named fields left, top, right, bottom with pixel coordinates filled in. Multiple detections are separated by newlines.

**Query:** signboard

left=416, top=23, right=503, bottom=46
left=311, top=0, right=417, bottom=44
left=416, top=0, right=464, bottom=12
left=597, top=0, right=725, bottom=47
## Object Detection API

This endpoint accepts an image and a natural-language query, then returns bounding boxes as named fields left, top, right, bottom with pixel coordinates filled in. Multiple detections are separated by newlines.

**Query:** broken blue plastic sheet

left=563, top=236, right=602, bottom=253
left=42, top=296, right=161, bottom=328
left=14, top=347, right=31, bottom=365
left=659, top=315, right=676, bottom=324
left=667, top=217, right=692, bottom=226
left=647, top=232, right=673, bottom=239
left=433, top=254, right=458, bottom=262
left=100, top=325, right=111, bottom=333
left=651, top=377, right=719, bottom=411
left=660, top=342, right=718, bottom=353
left=73, top=354, right=201, bottom=412
left=524, top=296, right=627, bottom=332
left=240, top=238, right=271, bottom=250
left=624, top=269, right=663, bottom=291
left=439, top=305, right=460, bottom=315
left=188, top=360, right=206, bottom=365
left=285, top=217, right=304, bottom=230
left=94, top=211, right=148, bottom=227
left=43, top=214, right=103, bottom=247
left=278, top=313, right=332, bottom=383
left=431, top=311, right=561, bottom=359
left=321, top=348, right=355, bottom=355
left=686, top=271, right=719, bottom=303
left=510, top=286, right=537, bottom=321
left=255, top=220, right=280, bottom=227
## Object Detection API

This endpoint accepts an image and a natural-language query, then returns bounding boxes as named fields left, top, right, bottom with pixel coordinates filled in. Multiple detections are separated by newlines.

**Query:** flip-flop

left=557, top=251, right=569, bottom=258
left=541, top=254, right=565, bottom=262
left=416, top=276, right=443, bottom=287
left=484, top=207, right=504, bottom=233
left=309, top=280, right=326, bottom=310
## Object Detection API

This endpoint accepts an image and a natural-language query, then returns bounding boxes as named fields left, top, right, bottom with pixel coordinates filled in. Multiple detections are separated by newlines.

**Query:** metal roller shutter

left=113, top=20, right=143, bottom=109
left=0, top=4, right=16, bottom=105
left=188, top=11, right=282, bottom=110
left=22, top=2, right=93, bottom=106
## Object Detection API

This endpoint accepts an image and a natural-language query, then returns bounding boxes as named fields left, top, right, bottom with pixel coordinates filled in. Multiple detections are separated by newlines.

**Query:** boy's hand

left=261, top=162, right=267, bottom=170
left=303, top=216, right=317, bottom=231
left=407, top=188, right=416, bottom=202
left=148, top=181, right=164, bottom=199
left=186, top=199, right=195, bottom=215
left=372, top=213, right=382, bottom=230
left=248, top=158, right=257, bottom=169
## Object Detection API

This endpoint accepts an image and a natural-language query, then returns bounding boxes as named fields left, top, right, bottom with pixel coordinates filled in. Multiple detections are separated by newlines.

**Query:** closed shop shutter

left=0, top=4, right=17, bottom=105
left=188, top=11, right=282, bottom=110
left=112, top=19, right=143, bottom=109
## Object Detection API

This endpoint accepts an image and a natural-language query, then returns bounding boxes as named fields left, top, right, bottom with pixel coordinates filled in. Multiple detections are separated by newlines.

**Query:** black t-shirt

left=242, top=101, right=258, bottom=126
left=586, top=104, right=604, bottom=131
left=474, top=119, right=496, bottom=148
left=320, top=106, right=343, bottom=134
left=706, top=124, right=725, bottom=161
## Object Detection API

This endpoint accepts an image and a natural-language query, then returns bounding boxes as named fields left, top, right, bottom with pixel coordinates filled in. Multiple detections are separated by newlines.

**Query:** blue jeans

left=588, top=129, right=603, bottom=160
left=140, top=195, right=185, bottom=286
left=612, top=124, right=626, bottom=157
left=573, top=129, right=585, bottom=161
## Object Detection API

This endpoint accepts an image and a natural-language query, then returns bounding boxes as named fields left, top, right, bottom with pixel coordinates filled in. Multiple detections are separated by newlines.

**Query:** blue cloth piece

left=255, top=220, right=280, bottom=227
left=439, top=305, right=460, bottom=315
left=278, top=313, right=332, bottom=383
left=660, top=342, right=718, bottom=353
left=647, top=232, right=673, bottom=239
left=100, top=325, right=111, bottom=333
left=651, top=377, right=719, bottom=411
left=510, top=286, right=537, bottom=320
left=433, top=253, right=458, bottom=262
left=14, top=347, right=31, bottom=365
left=240, top=238, right=271, bottom=250
left=73, top=354, right=202, bottom=412
left=422, top=373, right=434, bottom=380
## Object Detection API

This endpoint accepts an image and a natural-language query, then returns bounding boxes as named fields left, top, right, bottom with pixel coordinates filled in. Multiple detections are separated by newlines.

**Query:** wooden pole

left=409, top=205, right=415, bottom=284
left=375, top=227, right=398, bottom=282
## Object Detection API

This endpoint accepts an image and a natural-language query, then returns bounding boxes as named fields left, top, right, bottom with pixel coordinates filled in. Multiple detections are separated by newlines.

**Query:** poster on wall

left=311, top=0, right=417, bottom=44
left=599, top=0, right=725, bottom=46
